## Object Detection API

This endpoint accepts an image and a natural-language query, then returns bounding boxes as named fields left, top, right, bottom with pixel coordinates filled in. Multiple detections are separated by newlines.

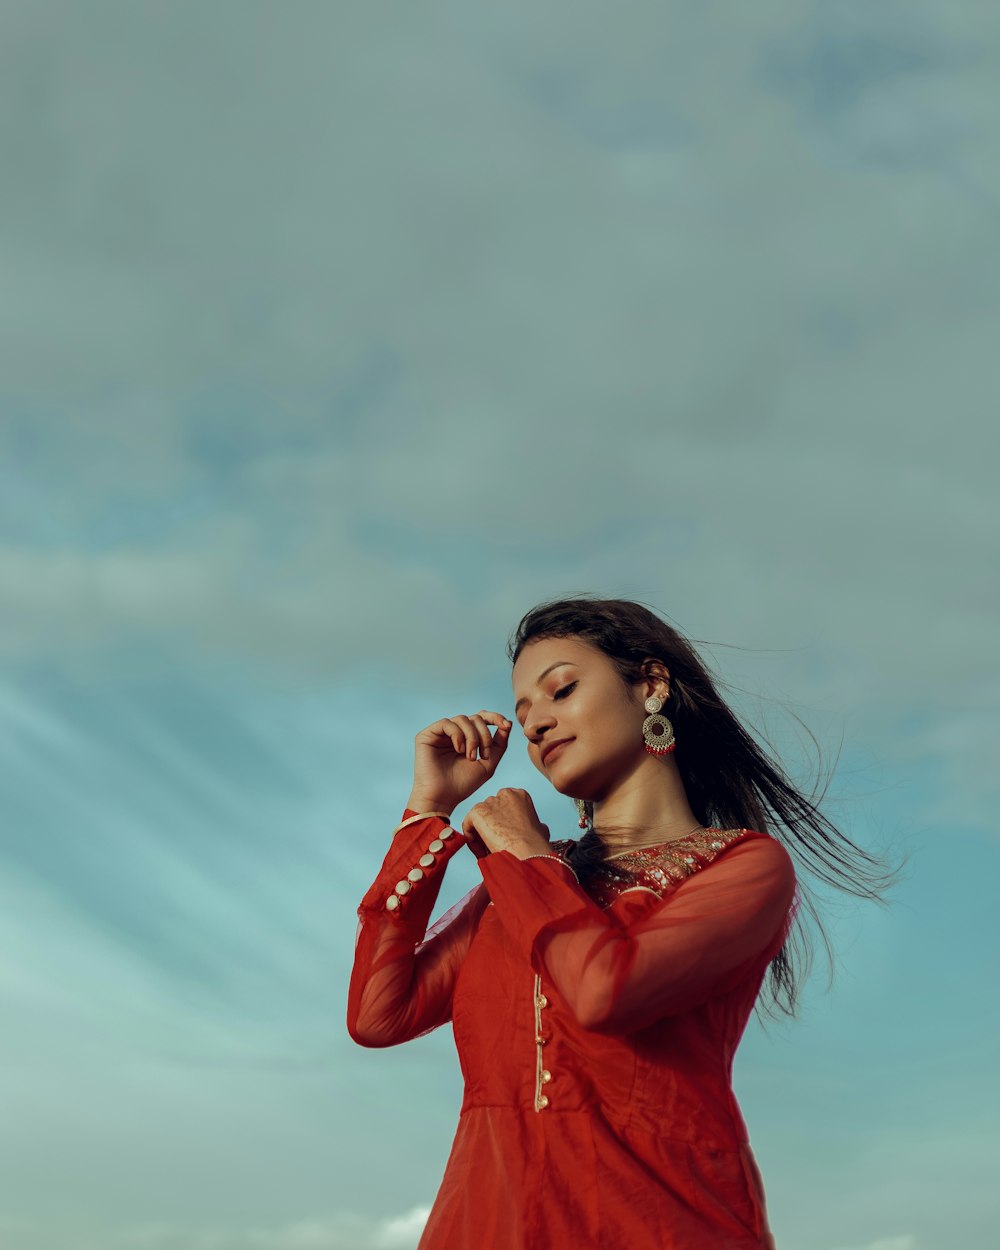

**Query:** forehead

left=510, top=635, right=604, bottom=693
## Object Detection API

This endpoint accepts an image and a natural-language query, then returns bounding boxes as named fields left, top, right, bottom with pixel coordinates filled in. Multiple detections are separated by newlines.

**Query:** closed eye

left=516, top=680, right=578, bottom=734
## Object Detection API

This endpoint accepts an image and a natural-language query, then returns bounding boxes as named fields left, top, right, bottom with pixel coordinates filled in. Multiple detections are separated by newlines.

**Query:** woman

left=348, top=598, right=892, bottom=1249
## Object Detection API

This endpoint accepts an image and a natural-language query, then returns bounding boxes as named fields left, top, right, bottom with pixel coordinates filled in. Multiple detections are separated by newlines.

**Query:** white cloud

left=0, top=1207, right=432, bottom=1250
left=373, top=1207, right=434, bottom=1250
left=105, top=1208, right=432, bottom=1250
left=0, top=8, right=997, bottom=1248
left=0, top=1, right=996, bottom=751
left=831, top=1236, right=918, bottom=1250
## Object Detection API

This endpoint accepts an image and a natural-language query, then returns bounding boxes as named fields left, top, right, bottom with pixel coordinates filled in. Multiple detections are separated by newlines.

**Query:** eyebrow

left=514, top=661, right=576, bottom=716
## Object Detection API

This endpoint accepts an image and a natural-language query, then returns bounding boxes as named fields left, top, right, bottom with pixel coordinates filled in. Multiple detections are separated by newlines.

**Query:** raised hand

left=462, top=788, right=552, bottom=861
left=406, top=710, right=513, bottom=817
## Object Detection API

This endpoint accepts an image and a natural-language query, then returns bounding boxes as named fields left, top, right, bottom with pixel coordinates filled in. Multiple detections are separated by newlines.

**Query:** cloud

left=0, top=1207, right=432, bottom=1250
left=831, top=1237, right=918, bottom=1250
left=0, top=7, right=998, bottom=1247
left=111, top=1207, right=431, bottom=1250
left=0, top=2, right=996, bottom=711
left=0, top=0, right=996, bottom=761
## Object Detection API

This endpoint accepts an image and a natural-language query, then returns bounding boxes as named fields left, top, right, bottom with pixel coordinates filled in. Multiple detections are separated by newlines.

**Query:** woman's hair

left=508, top=595, right=899, bottom=1020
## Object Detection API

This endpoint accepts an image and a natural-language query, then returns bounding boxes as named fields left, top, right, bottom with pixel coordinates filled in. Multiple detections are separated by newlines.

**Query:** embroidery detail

left=587, top=827, right=752, bottom=909
left=523, top=829, right=756, bottom=1103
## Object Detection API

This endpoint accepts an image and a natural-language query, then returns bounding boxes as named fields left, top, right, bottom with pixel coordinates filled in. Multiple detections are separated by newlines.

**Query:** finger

left=461, top=806, right=486, bottom=840
left=431, top=718, right=467, bottom=756
left=478, top=711, right=514, bottom=742
left=450, top=714, right=486, bottom=762
left=463, top=830, right=490, bottom=860
left=468, top=714, right=495, bottom=760
left=486, top=722, right=511, bottom=765
left=448, top=714, right=488, bottom=759
left=477, top=712, right=513, bottom=762
left=460, top=806, right=492, bottom=859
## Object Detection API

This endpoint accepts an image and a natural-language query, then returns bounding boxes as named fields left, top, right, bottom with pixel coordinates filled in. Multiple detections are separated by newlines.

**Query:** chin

left=548, top=767, right=592, bottom=801
left=539, top=765, right=575, bottom=797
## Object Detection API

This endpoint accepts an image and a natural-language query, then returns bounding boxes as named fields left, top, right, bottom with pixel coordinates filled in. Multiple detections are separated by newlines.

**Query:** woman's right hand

left=406, top=710, right=513, bottom=816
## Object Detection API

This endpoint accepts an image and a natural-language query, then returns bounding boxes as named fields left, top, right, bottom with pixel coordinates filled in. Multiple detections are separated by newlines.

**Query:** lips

left=541, top=738, right=573, bottom=767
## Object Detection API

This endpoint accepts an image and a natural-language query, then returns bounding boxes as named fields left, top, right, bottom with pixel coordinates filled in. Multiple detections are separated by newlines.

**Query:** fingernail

left=482, top=748, right=491, bottom=760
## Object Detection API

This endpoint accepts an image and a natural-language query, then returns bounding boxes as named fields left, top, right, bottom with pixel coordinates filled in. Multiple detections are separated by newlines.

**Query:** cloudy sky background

left=1, top=2, right=998, bottom=1248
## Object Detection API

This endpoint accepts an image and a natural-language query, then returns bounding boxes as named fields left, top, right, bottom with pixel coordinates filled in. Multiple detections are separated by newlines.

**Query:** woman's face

left=511, top=635, right=655, bottom=801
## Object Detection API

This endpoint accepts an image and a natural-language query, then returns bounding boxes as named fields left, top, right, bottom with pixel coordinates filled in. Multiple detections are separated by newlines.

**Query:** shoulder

left=724, top=831, right=794, bottom=867
left=710, top=833, right=797, bottom=900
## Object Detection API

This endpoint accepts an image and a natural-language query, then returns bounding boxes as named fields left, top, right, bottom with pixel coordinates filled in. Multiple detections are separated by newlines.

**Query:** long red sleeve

left=347, top=812, right=489, bottom=1048
left=478, top=836, right=795, bottom=1034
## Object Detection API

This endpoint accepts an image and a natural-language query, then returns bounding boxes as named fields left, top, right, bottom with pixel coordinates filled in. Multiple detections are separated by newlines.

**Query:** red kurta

left=348, top=812, right=797, bottom=1250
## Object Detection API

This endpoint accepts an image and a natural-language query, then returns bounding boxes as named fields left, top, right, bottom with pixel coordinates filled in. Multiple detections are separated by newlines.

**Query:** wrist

left=405, top=792, right=455, bottom=820
left=503, top=835, right=553, bottom=861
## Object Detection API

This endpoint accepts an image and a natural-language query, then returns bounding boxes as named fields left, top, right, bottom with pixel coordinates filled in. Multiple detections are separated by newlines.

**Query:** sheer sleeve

left=347, top=812, right=490, bottom=1048
left=479, top=836, right=796, bottom=1035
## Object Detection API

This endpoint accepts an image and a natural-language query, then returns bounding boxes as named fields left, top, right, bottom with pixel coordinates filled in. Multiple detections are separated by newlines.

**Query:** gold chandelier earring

left=642, top=696, right=676, bottom=756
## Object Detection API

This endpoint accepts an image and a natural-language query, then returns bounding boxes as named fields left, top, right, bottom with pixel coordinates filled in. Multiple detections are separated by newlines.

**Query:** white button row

left=385, top=825, right=455, bottom=913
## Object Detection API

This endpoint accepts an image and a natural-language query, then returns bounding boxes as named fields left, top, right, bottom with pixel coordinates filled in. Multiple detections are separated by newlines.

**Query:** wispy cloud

left=0, top=5, right=996, bottom=819
left=1, top=3, right=998, bottom=1250
left=0, top=1207, right=432, bottom=1250
left=831, top=1236, right=918, bottom=1250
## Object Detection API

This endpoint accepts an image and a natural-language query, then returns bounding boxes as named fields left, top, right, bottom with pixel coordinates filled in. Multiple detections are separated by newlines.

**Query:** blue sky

left=1, top=3, right=998, bottom=1248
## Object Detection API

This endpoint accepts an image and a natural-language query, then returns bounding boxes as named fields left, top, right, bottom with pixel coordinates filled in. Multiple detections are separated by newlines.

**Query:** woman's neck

left=591, top=755, right=703, bottom=853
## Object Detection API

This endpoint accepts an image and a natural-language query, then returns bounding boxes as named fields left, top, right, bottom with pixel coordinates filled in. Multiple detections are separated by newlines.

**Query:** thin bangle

left=521, top=854, right=580, bottom=883
left=392, top=811, right=453, bottom=836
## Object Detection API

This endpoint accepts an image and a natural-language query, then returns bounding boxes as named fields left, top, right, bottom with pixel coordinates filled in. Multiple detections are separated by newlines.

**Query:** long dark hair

left=508, top=595, right=898, bottom=1019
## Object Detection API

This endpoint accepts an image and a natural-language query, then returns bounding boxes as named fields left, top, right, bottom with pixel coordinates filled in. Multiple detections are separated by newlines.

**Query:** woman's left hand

left=462, top=788, right=552, bottom=860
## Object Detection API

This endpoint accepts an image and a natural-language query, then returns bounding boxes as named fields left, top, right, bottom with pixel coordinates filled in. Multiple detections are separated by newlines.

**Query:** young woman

left=348, top=598, right=892, bottom=1249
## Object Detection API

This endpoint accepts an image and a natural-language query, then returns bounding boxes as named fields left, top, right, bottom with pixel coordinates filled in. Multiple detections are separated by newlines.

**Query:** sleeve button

left=385, top=895, right=400, bottom=911
left=418, top=853, right=436, bottom=868
left=407, top=868, right=424, bottom=883
left=439, top=828, right=454, bottom=840
left=394, top=880, right=411, bottom=895
left=428, top=839, right=445, bottom=853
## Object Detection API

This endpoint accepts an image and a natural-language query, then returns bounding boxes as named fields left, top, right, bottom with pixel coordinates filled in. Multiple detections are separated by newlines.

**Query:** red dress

left=348, top=812, right=797, bottom=1250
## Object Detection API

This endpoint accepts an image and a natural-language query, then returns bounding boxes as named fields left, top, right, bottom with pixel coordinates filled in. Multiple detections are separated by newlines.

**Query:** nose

left=524, top=708, right=556, bottom=744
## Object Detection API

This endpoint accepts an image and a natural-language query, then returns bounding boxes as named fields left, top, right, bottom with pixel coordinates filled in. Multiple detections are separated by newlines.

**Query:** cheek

left=593, top=697, right=639, bottom=740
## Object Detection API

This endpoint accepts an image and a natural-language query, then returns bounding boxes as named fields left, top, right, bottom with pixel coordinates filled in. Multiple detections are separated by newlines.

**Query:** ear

left=639, top=659, right=671, bottom=703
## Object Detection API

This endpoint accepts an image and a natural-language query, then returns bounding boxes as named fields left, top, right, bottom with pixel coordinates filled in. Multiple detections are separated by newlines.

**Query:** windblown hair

left=508, top=595, right=898, bottom=1019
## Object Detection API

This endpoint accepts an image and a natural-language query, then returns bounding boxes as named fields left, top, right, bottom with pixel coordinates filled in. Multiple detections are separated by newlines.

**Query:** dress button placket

left=532, top=975, right=552, bottom=1112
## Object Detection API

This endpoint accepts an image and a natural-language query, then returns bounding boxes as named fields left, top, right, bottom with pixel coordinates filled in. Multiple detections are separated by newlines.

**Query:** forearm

left=479, top=839, right=796, bottom=1034
left=348, top=811, right=472, bottom=1047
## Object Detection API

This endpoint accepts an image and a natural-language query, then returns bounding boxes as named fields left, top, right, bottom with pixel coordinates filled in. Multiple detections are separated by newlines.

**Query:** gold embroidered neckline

left=549, top=827, right=758, bottom=909
left=601, top=825, right=745, bottom=862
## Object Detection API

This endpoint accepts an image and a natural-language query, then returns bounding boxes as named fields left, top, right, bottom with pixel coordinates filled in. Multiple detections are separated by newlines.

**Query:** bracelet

left=521, top=854, right=580, bottom=883
left=392, top=811, right=453, bottom=837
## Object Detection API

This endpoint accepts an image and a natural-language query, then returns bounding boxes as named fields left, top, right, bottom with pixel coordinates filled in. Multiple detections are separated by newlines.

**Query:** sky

left=1, top=2, right=998, bottom=1248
